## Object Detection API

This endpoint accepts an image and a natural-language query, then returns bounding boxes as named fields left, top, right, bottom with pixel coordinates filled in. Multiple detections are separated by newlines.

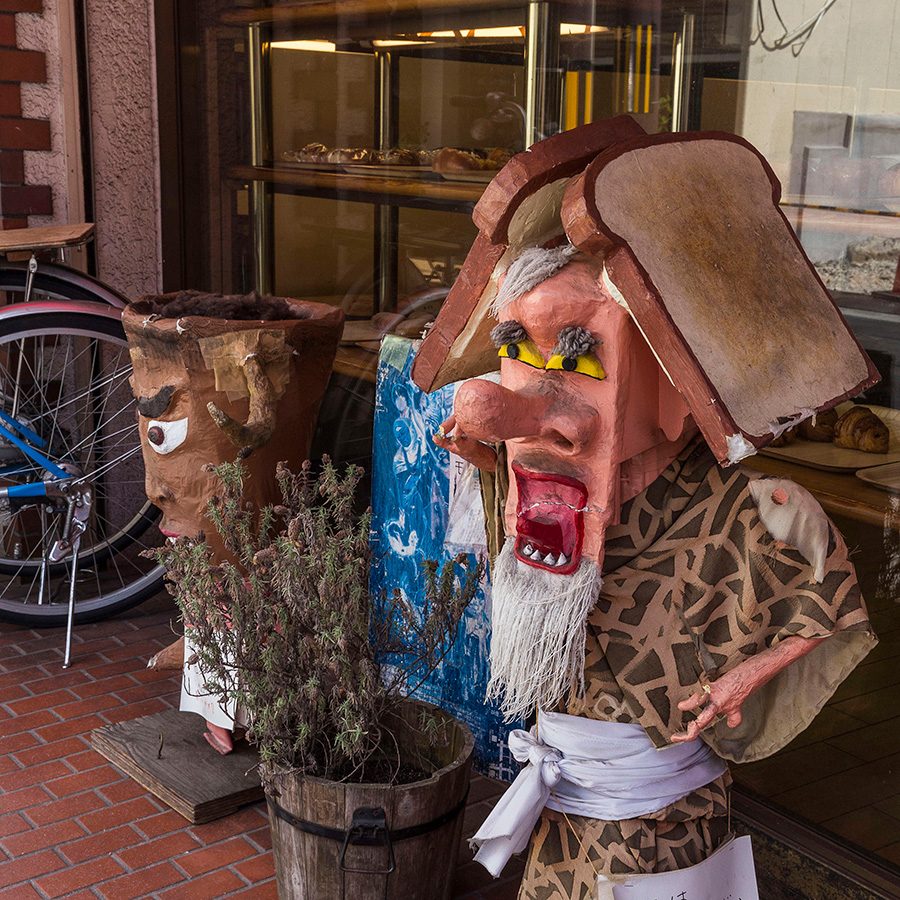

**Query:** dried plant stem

left=149, top=457, right=483, bottom=785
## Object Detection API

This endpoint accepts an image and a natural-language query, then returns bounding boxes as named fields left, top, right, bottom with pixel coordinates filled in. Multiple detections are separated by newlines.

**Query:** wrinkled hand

left=670, top=634, right=827, bottom=743
left=671, top=670, right=751, bottom=742
left=433, top=414, right=498, bottom=472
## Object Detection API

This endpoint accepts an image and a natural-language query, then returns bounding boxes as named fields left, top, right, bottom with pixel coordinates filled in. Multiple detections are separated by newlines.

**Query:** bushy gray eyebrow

left=553, top=325, right=598, bottom=358
left=490, top=320, right=528, bottom=348
left=136, top=385, right=176, bottom=418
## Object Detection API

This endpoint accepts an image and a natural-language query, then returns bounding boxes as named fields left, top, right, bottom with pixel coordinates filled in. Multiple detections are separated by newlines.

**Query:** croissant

left=833, top=406, right=890, bottom=453
left=769, top=428, right=797, bottom=448
left=798, top=408, right=838, bottom=442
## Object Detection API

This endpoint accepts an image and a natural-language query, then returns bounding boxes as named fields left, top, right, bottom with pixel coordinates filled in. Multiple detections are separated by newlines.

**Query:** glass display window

left=162, top=0, right=900, bottom=886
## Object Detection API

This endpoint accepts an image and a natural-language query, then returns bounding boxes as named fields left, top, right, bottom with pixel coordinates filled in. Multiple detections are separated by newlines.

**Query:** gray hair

left=490, top=243, right=579, bottom=316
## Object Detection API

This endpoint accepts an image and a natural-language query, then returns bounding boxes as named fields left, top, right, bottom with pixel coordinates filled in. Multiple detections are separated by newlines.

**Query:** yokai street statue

left=124, top=291, right=343, bottom=754
left=412, top=120, right=878, bottom=897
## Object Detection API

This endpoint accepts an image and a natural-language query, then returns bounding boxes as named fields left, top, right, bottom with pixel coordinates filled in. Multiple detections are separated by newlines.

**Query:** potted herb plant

left=153, top=457, right=482, bottom=900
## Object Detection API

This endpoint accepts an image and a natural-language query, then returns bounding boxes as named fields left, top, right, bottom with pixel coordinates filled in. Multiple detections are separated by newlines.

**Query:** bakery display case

left=161, top=1, right=900, bottom=886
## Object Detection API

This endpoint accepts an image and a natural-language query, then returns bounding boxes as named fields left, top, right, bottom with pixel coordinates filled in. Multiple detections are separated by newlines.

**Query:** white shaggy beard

left=487, top=539, right=603, bottom=722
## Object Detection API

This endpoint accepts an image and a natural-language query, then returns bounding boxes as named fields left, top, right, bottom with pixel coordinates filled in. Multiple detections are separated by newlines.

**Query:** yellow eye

left=498, top=340, right=545, bottom=369
left=546, top=353, right=606, bottom=380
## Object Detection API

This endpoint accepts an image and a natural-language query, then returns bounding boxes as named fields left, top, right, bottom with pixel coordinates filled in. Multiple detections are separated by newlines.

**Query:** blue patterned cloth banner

left=370, top=335, right=520, bottom=780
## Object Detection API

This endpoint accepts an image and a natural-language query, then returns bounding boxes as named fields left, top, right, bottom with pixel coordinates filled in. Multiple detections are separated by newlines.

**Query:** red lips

left=513, top=464, right=587, bottom=574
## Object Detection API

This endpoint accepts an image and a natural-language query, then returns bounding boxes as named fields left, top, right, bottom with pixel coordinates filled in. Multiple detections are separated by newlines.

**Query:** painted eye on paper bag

left=146, top=418, right=189, bottom=454
left=497, top=340, right=544, bottom=369
left=545, top=353, right=606, bottom=380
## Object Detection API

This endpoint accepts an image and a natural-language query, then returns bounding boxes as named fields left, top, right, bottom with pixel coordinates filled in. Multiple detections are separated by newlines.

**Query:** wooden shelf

left=743, top=454, right=895, bottom=531
left=221, top=0, right=525, bottom=26
left=229, top=165, right=484, bottom=208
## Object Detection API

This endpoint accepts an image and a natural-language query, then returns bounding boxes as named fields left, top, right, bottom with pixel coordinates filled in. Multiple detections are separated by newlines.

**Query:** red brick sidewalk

left=0, top=593, right=523, bottom=899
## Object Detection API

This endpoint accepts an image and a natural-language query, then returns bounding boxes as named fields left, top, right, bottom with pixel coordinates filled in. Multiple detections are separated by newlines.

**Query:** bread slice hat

left=412, top=123, right=879, bottom=465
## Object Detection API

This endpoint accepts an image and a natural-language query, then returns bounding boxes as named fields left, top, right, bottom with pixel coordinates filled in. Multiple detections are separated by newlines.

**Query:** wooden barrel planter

left=265, top=701, right=475, bottom=899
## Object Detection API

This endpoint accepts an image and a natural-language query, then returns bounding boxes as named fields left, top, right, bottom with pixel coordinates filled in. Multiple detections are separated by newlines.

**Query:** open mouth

left=513, top=464, right=587, bottom=574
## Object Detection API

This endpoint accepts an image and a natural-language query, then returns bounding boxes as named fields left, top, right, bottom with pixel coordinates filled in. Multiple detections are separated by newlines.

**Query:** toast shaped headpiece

left=411, top=115, right=646, bottom=391
left=563, top=131, right=878, bottom=463
left=413, top=125, right=879, bottom=465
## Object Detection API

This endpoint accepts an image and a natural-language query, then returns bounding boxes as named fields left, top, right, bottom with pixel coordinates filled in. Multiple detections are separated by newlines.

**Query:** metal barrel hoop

left=268, top=786, right=469, bottom=877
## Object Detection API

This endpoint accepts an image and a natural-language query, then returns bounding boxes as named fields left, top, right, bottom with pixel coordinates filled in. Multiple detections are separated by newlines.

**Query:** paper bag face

left=123, top=299, right=343, bottom=560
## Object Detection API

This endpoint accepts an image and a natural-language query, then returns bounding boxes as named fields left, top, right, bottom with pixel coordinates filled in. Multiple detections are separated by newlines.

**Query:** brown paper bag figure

left=412, top=122, right=878, bottom=894
left=123, top=291, right=343, bottom=753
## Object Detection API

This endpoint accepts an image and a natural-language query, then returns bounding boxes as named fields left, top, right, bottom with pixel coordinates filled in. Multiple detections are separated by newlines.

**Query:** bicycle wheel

left=0, top=301, right=165, bottom=625
left=0, top=261, right=128, bottom=308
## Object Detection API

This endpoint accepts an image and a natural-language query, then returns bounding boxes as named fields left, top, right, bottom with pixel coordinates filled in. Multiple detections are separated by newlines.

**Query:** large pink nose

left=453, top=379, right=596, bottom=455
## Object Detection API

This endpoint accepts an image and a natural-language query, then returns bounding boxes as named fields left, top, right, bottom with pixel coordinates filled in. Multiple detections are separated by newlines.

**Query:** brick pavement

left=0, top=593, right=524, bottom=899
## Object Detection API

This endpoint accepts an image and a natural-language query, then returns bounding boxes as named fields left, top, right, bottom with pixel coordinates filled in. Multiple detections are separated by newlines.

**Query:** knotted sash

left=471, top=711, right=726, bottom=877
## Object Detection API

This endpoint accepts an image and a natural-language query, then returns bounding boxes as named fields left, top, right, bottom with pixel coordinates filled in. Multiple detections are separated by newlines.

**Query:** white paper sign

left=605, top=836, right=759, bottom=900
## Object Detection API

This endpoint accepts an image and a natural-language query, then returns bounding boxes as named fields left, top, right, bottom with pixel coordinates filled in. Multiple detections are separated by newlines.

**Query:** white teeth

left=521, top=544, right=570, bottom=567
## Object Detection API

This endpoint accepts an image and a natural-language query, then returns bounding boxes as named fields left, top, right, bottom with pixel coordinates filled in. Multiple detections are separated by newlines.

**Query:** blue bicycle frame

left=0, top=406, right=72, bottom=502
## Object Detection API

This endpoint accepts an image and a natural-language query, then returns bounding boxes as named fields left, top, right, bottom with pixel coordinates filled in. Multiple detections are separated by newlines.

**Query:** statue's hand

left=670, top=669, right=750, bottom=742
left=670, top=634, right=827, bottom=743
left=433, top=414, right=498, bottom=472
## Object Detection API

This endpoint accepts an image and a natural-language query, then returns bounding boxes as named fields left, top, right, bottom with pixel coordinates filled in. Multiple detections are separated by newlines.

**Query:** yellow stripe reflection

left=565, top=70, right=580, bottom=130
left=583, top=72, right=593, bottom=124
left=635, top=25, right=642, bottom=113
left=644, top=24, right=652, bottom=113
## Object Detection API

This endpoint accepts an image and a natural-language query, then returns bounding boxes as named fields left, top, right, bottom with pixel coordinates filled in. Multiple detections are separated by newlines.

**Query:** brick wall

left=0, top=0, right=52, bottom=230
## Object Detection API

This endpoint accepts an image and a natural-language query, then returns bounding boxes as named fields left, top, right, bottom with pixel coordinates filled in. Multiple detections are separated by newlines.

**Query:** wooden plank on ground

left=91, top=708, right=263, bottom=824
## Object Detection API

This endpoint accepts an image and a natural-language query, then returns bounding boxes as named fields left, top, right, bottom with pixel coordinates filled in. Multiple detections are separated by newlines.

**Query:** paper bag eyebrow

left=135, top=385, right=176, bottom=418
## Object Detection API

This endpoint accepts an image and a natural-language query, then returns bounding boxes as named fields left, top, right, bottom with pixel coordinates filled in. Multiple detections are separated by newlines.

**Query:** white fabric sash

left=471, top=711, right=727, bottom=877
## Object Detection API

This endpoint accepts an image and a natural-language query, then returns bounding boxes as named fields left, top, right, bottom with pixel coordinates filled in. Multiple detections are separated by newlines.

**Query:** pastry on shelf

left=769, top=428, right=797, bottom=448
left=833, top=405, right=890, bottom=453
left=798, top=407, right=838, bottom=442
left=432, top=147, right=513, bottom=173
left=281, top=143, right=426, bottom=166
left=375, top=148, right=420, bottom=166
left=295, top=142, right=331, bottom=162
left=324, top=147, right=376, bottom=164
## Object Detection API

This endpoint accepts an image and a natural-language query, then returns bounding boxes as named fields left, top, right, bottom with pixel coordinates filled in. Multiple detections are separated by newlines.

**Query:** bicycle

left=0, top=224, right=165, bottom=659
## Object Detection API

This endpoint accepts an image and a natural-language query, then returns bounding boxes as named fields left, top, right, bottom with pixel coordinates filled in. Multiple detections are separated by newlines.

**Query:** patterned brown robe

left=518, top=438, right=875, bottom=899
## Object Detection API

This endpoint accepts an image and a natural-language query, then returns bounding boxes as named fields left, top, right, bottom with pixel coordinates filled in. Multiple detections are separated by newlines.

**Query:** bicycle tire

left=0, top=301, right=165, bottom=626
left=0, top=262, right=128, bottom=308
